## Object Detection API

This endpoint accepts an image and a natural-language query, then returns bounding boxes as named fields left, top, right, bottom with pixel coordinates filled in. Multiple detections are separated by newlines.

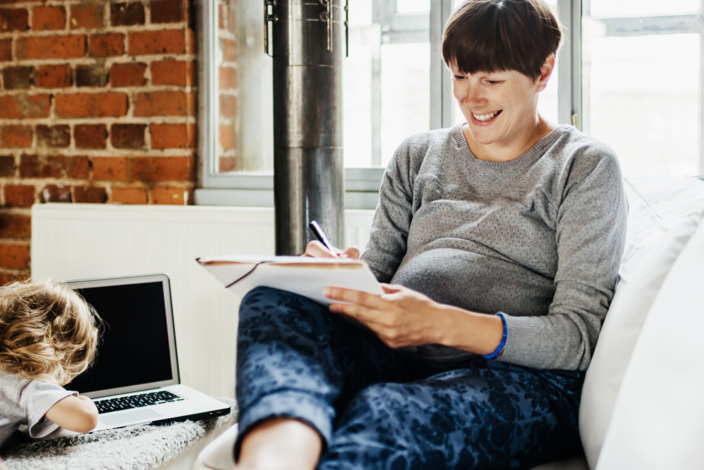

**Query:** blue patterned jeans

left=235, top=287, right=584, bottom=469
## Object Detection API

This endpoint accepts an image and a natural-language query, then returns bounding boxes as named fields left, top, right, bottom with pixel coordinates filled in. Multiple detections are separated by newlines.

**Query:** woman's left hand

left=324, top=284, right=443, bottom=349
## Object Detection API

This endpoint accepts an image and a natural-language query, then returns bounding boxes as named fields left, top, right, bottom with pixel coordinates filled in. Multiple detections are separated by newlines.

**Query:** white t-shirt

left=0, top=368, right=75, bottom=447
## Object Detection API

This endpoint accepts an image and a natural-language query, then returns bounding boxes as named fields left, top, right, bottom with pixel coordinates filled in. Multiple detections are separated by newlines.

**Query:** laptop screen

left=64, top=274, right=179, bottom=398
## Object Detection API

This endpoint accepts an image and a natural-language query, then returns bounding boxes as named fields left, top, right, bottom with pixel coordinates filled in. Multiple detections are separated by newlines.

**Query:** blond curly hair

left=0, top=280, right=101, bottom=386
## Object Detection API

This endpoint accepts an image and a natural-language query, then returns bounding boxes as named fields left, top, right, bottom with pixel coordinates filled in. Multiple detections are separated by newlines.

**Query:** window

left=581, top=0, right=704, bottom=176
left=195, top=1, right=704, bottom=208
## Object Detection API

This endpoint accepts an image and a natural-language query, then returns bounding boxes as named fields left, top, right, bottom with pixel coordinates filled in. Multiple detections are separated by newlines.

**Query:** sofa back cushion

left=579, top=176, right=704, bottom=468
left=595, top=203, right=704, bottom=469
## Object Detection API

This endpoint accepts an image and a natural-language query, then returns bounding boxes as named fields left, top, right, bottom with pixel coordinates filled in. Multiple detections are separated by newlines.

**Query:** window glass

left=343, top=2, right=431, bottom=168
left=589, top=0, right=700, bottom=18
left=583, top=22, right=701, bottom=175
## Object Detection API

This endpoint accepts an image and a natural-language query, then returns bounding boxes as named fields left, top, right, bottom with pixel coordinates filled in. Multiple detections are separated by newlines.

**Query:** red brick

left=112, top=187, right=147, bottom=204
left=4, top=185, right=35, bottom=208
left=220, top=94, right=237, bottom=118
left=19, top=155, right=89, bottom=179
left=92, top=156, right=128, bottom=181
left=219, top=124, right=235, bottom=150
left=89, top=33, right=124, bottom=57
left=151, top=187, right=190, bottom=205
left=0, top=156, right=15, bottom=177
left=151, top=60, right=192, bottom=86
left=218, top=156, right=237, bottom=173
left=225, top=4, right=235, bottom=34
left=222, top=38, right=236, bottom=62
left=75, top=64, right=107, bottom=87
left=2, top=66, right=33, bottom=89
left=0, top=214, right=31, bottom=238
left=186, top=27, right=195, bottom=54
left=128, top=29, right=185, bottom=55
left=73, top=186, right=107, bottom=203
left=32, top=6, right=65, bottom=30
left=74, top=124, right=107, bottom=149
left=219, top=66, right=236, bottom=90
left=0, top=126, right=33, bottom=148
left=111, top=124, right=145, bottom=149
left=70, top=3, right=103, bottom=29
left=110, top=2, right=144, bottom=26
left=40, top=184, right=72, bottom=203
left=36, top=125, right=70, bottom=148
left=0, top=244, right=30, bottom=269
left=132, top=156, right=194, bottom=182
left=16, top=35, right=85, bottom=60
left=150, top=123, right=194, bottom=149
left=150, top=0, right=184, bottom=24
left=55, top=92, right=128, bottom=118
left=0, top=273, right=23, bottom=286
left=110, top=62, right=146, bottom=87
left=64, top=156, right=90, bottom=178
left=0, top=8, right=28, bottom=32
left=0, top=38, right=11, bottom=61
left=0, top=94, right=50, bottom=119
left=36, top=64, right=72, bottom=88
left=218, top=4, right=225, bottom=30
left=19, top=155, right=51, bottom=178
left=134, top=91, right=191, bottom=117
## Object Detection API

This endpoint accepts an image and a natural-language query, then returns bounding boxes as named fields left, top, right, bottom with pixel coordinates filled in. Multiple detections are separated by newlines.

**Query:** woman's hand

left=303, top=241, right=360, bottom=259
left=324, top=284, right=444, bottom=349
left=325, top=284, right=505, bottom=355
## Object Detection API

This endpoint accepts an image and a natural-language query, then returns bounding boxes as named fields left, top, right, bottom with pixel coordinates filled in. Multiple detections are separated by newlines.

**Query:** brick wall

left=0, top=0, right=200, bottom=283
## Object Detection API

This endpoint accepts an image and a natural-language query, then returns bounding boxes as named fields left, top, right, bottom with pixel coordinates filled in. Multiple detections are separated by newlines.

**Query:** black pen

left=309, top=220, right=339, bottom=257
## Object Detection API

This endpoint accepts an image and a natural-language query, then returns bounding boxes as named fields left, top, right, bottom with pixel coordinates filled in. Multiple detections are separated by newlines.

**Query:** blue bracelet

left=482, top=312, right=507, bottom=360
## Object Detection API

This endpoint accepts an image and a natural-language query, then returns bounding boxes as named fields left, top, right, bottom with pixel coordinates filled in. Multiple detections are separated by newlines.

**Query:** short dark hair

left=442, top=0, right=562, bottom=79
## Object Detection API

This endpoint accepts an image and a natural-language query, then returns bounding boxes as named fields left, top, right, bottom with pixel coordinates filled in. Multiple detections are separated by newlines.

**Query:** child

left=0, top=280, right=101, bottom=448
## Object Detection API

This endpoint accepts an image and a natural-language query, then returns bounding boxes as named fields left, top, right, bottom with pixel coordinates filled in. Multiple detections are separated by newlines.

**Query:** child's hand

left=45, top=394, right=99, bottom=433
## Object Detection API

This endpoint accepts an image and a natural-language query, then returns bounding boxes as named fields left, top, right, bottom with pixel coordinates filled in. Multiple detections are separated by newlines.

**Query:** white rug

left=1, top=402, right=236, bottom=470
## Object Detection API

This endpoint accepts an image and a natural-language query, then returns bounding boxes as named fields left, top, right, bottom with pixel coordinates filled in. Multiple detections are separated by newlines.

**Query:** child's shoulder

left=0, top=368, right=68, bottom=399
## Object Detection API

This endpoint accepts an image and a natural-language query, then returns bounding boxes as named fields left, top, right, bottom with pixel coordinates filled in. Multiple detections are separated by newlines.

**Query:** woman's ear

left=537, top=53, right=556, bottom=91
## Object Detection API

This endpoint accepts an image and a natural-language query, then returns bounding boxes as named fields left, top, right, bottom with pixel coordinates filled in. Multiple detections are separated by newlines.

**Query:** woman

left=233, top=0, right=627, bottom=468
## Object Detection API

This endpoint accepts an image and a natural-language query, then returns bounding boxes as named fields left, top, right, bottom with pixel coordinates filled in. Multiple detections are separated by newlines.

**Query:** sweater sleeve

left=361, top=137, right=422, bottom=282
left=498, top=142, right=628, bottom=370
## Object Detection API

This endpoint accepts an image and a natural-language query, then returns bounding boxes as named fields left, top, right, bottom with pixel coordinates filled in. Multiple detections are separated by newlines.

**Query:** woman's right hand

left=303, top=241, right=360, bottom=259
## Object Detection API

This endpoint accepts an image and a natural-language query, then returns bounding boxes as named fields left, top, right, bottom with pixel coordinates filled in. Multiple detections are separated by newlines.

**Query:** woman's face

left=450, top=57, right=553, bottom=160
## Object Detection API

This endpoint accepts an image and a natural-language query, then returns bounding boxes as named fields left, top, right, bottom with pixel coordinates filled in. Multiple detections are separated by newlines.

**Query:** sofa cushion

left=595, top=204, right=704, bottom=469
left=579, top=176, right=704, bottom=468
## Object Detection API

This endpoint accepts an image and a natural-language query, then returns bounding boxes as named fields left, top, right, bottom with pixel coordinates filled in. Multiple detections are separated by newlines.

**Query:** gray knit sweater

left=361, top=124, right=627, bottom=371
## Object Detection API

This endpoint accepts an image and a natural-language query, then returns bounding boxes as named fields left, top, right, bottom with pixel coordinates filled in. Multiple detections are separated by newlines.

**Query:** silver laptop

left=63, top=273, right=230, bottom=431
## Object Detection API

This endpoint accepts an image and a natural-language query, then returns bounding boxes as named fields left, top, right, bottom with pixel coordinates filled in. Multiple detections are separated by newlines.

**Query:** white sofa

left=538, top=175, right=704, bottom=470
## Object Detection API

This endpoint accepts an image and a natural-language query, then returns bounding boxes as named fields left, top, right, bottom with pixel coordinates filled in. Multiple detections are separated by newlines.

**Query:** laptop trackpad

left=100, top=408, right=162, bottom=426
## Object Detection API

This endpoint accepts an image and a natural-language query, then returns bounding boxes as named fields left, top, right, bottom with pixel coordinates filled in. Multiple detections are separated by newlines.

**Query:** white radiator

left=31, top=203, right=374, bottom=399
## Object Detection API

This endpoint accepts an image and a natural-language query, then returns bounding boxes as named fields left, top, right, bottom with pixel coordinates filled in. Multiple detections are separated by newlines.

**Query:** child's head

left=0, top=280, right=100, bottom=386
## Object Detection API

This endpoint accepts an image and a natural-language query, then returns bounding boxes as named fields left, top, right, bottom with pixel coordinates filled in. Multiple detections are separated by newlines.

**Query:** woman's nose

left=457, top=82, right=483, bottom=104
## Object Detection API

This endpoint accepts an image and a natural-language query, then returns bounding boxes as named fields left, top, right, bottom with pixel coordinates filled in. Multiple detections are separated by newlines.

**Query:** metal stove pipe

left=266, top=0, right=348, bottom=255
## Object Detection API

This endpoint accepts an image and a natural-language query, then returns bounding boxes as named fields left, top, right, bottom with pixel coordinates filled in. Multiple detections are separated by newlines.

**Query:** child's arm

left=44, top=394, right=99, bottom=433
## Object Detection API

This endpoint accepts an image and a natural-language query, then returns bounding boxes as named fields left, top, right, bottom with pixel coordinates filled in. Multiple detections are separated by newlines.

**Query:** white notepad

left=196, top=255, right=383, bottom=304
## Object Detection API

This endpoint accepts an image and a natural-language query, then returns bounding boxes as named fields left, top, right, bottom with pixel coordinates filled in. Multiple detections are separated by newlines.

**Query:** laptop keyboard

left=95, top=390, right=184, bottom=414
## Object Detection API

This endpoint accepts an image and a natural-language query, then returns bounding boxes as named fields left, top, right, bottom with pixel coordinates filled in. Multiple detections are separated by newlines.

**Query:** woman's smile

left=471, top=110, right=502, bottom=123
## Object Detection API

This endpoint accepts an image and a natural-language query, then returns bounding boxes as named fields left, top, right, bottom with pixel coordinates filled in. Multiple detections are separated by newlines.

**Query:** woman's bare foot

left=237, top=418, right=322, bottom=470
